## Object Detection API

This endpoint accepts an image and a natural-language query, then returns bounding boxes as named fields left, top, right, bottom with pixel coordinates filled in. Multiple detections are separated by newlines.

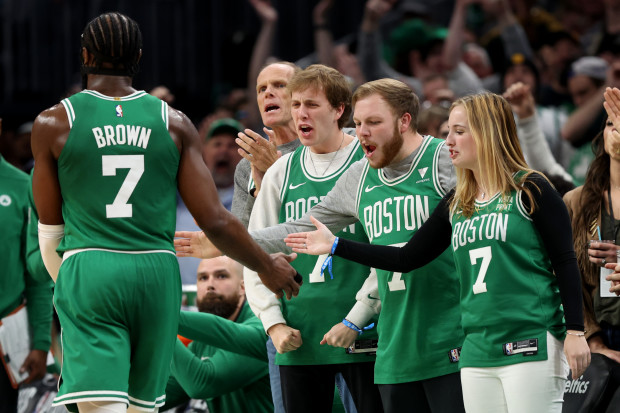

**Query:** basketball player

left=30, top=12, right=298, bottom=413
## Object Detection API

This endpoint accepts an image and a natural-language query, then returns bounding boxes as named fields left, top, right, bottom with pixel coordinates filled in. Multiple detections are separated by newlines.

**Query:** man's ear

left=400, top=112, right=412, bottom=133
left=81, top=47, right=95, bottom=66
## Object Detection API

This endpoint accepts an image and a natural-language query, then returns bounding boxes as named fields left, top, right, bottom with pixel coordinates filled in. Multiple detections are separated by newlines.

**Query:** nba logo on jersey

left=448, top=347, right=461, bottom=363
left=504, top=343, right=513, bottom=355
left=116, top=105, right=123, bottom=117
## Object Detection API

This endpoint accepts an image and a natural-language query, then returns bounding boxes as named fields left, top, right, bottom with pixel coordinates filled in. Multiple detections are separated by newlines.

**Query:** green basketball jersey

left=356, top=136, right=463, bottom=384
left=450, top=172, right=565, bottom=368
left=58, top=90, right=179, bottom=253
left=276, top=142, right=378, bottom=366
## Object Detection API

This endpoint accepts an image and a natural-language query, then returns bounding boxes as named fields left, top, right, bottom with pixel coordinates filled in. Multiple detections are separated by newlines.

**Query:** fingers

left=284, top=234, right=308, bottom=251
left=175, top=230, right=199, bottom=239
left=283, top=252, right=297, bottom=262
left=281, top=278, right=301, bottom=300
left=263, top=127, right=275, bottom=140
left=173, top=238, right=190, bottom=247
left=236, top=132, right=258, bottom=155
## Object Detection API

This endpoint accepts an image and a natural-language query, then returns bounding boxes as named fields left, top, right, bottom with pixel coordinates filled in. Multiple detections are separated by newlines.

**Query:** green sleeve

left=25, top=173, right=53, bottom=284
left=161, top=374, right=190, bottom=410
left=24, top=173, right=53, bottom=351
left=170, top=339, right=268, bottom=399
left=178, top=311, right=267, bottom=361
left=24, top=266, right=53, bottom=351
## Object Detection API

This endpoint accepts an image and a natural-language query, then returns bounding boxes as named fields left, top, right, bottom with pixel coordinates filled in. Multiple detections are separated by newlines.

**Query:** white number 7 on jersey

left=469, top=246, right=491, bottom=294
left=102, top=155, right=144, bottom=218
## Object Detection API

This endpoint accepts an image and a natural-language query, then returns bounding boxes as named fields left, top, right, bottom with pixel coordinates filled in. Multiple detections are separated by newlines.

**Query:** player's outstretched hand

left=564, top=332, right=591, bottom=380
left=174, top=231, right=222, bottom=259
left=268, top=323, right=303, bottom=353
left=284, top=216, right=335, bottom=256
left=260, top=252, right=301, bottom=300
left=321, top=322, right=358, bottom=348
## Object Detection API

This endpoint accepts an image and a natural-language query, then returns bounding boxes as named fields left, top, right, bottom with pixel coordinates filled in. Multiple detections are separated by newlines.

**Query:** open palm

left=284, top=216, right=335, bottom=255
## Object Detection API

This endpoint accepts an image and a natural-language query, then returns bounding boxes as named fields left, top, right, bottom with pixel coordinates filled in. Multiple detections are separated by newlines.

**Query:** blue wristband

left=342, top=318, right=375, bottom=335
left=320, top=237, right=339, bottom=280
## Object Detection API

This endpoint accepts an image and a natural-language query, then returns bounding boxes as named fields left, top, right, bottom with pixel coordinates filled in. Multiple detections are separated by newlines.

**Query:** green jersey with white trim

left=276, top=142, right=378, bottom=366
left=357, top=136, right=463, bottom=384
left=58, top=90, right=179, bottom=253
left=450, top=172, right=565, bottom=368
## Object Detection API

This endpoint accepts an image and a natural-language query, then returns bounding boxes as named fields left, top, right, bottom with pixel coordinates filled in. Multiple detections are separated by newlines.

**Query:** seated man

left=163, top=256, right=272, bottom=413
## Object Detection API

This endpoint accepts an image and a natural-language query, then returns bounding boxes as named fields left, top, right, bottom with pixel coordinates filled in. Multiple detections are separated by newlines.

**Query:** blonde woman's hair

left=449, top=92, right=543, bottom=217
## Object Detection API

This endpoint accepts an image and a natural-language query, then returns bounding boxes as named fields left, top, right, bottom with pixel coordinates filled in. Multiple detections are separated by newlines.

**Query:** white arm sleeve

left=345, top=268, right=381, bottom=328
left=245, top=156, right=289, bottom=332
left=517, top=115, right=573, bottom=182
left=38, top=222, right=65, bottom=282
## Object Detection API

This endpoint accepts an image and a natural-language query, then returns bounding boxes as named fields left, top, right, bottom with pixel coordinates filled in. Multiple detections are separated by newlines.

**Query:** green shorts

left=51, top=250, right=181, bottom=412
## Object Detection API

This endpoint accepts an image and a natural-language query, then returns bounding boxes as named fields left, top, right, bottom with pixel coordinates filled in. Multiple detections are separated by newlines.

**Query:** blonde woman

left=285, top=92, right=591, bottom=412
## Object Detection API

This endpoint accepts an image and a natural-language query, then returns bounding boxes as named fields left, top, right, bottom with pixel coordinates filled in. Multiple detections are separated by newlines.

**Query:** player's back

left=57, top=90, right=179, bottom=253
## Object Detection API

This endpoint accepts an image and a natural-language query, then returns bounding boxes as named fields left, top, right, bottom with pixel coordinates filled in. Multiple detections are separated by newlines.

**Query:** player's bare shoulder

left=167, top=105, right=200, bottom=153
left=32, top=103, right=72, bottom=158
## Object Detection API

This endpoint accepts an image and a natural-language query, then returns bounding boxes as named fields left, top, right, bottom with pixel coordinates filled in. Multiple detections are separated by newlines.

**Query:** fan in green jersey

left=287, top=91, right=592, bottom=413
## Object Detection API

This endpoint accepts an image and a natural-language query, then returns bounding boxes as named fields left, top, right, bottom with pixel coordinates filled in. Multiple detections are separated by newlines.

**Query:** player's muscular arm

left=31, top=104, right=69, bottom=225
left=170, top=108, right=300, bottom=299
left=32, top=105, right=69, bottom=281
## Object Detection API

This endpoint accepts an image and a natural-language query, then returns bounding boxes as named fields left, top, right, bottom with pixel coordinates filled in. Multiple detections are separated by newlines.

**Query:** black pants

left=378, top=372, right=465, bottom=413
left=0, top=366, right=17, bottom=413
left=280, top=361, right=383, bottom=413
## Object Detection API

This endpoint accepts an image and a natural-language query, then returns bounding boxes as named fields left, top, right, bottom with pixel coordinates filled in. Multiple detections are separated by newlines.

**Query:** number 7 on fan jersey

left=470, top=246, right=491, bottom=294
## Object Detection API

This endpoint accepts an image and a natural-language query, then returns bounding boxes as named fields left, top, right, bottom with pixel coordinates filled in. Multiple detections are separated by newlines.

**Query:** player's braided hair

left=80, top=12, right=142, bottom=77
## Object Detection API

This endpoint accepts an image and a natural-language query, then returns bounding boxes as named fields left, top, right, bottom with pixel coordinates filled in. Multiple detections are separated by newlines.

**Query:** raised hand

left=284, top=215, right=335, bottom=256
left=313, top=0, right=334, bottom=26
left=503, top=82, right=535, bottom=119
left=604, top=87, right=620, bottom=132
left=237, top=128, right=280, bottom=173
left=174, top=230, right=222, bottom=259
left=248, top=0, right=278, bottom=23
left=362, top=0, right=397, bottom=31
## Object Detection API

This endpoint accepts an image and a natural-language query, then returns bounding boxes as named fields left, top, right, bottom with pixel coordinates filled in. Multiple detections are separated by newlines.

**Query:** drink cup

left=589, top=240, right=617, bottom=264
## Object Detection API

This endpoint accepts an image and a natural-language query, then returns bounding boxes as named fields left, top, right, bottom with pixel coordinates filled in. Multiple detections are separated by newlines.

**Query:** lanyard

left=608, top=189, right=617, bottom=243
